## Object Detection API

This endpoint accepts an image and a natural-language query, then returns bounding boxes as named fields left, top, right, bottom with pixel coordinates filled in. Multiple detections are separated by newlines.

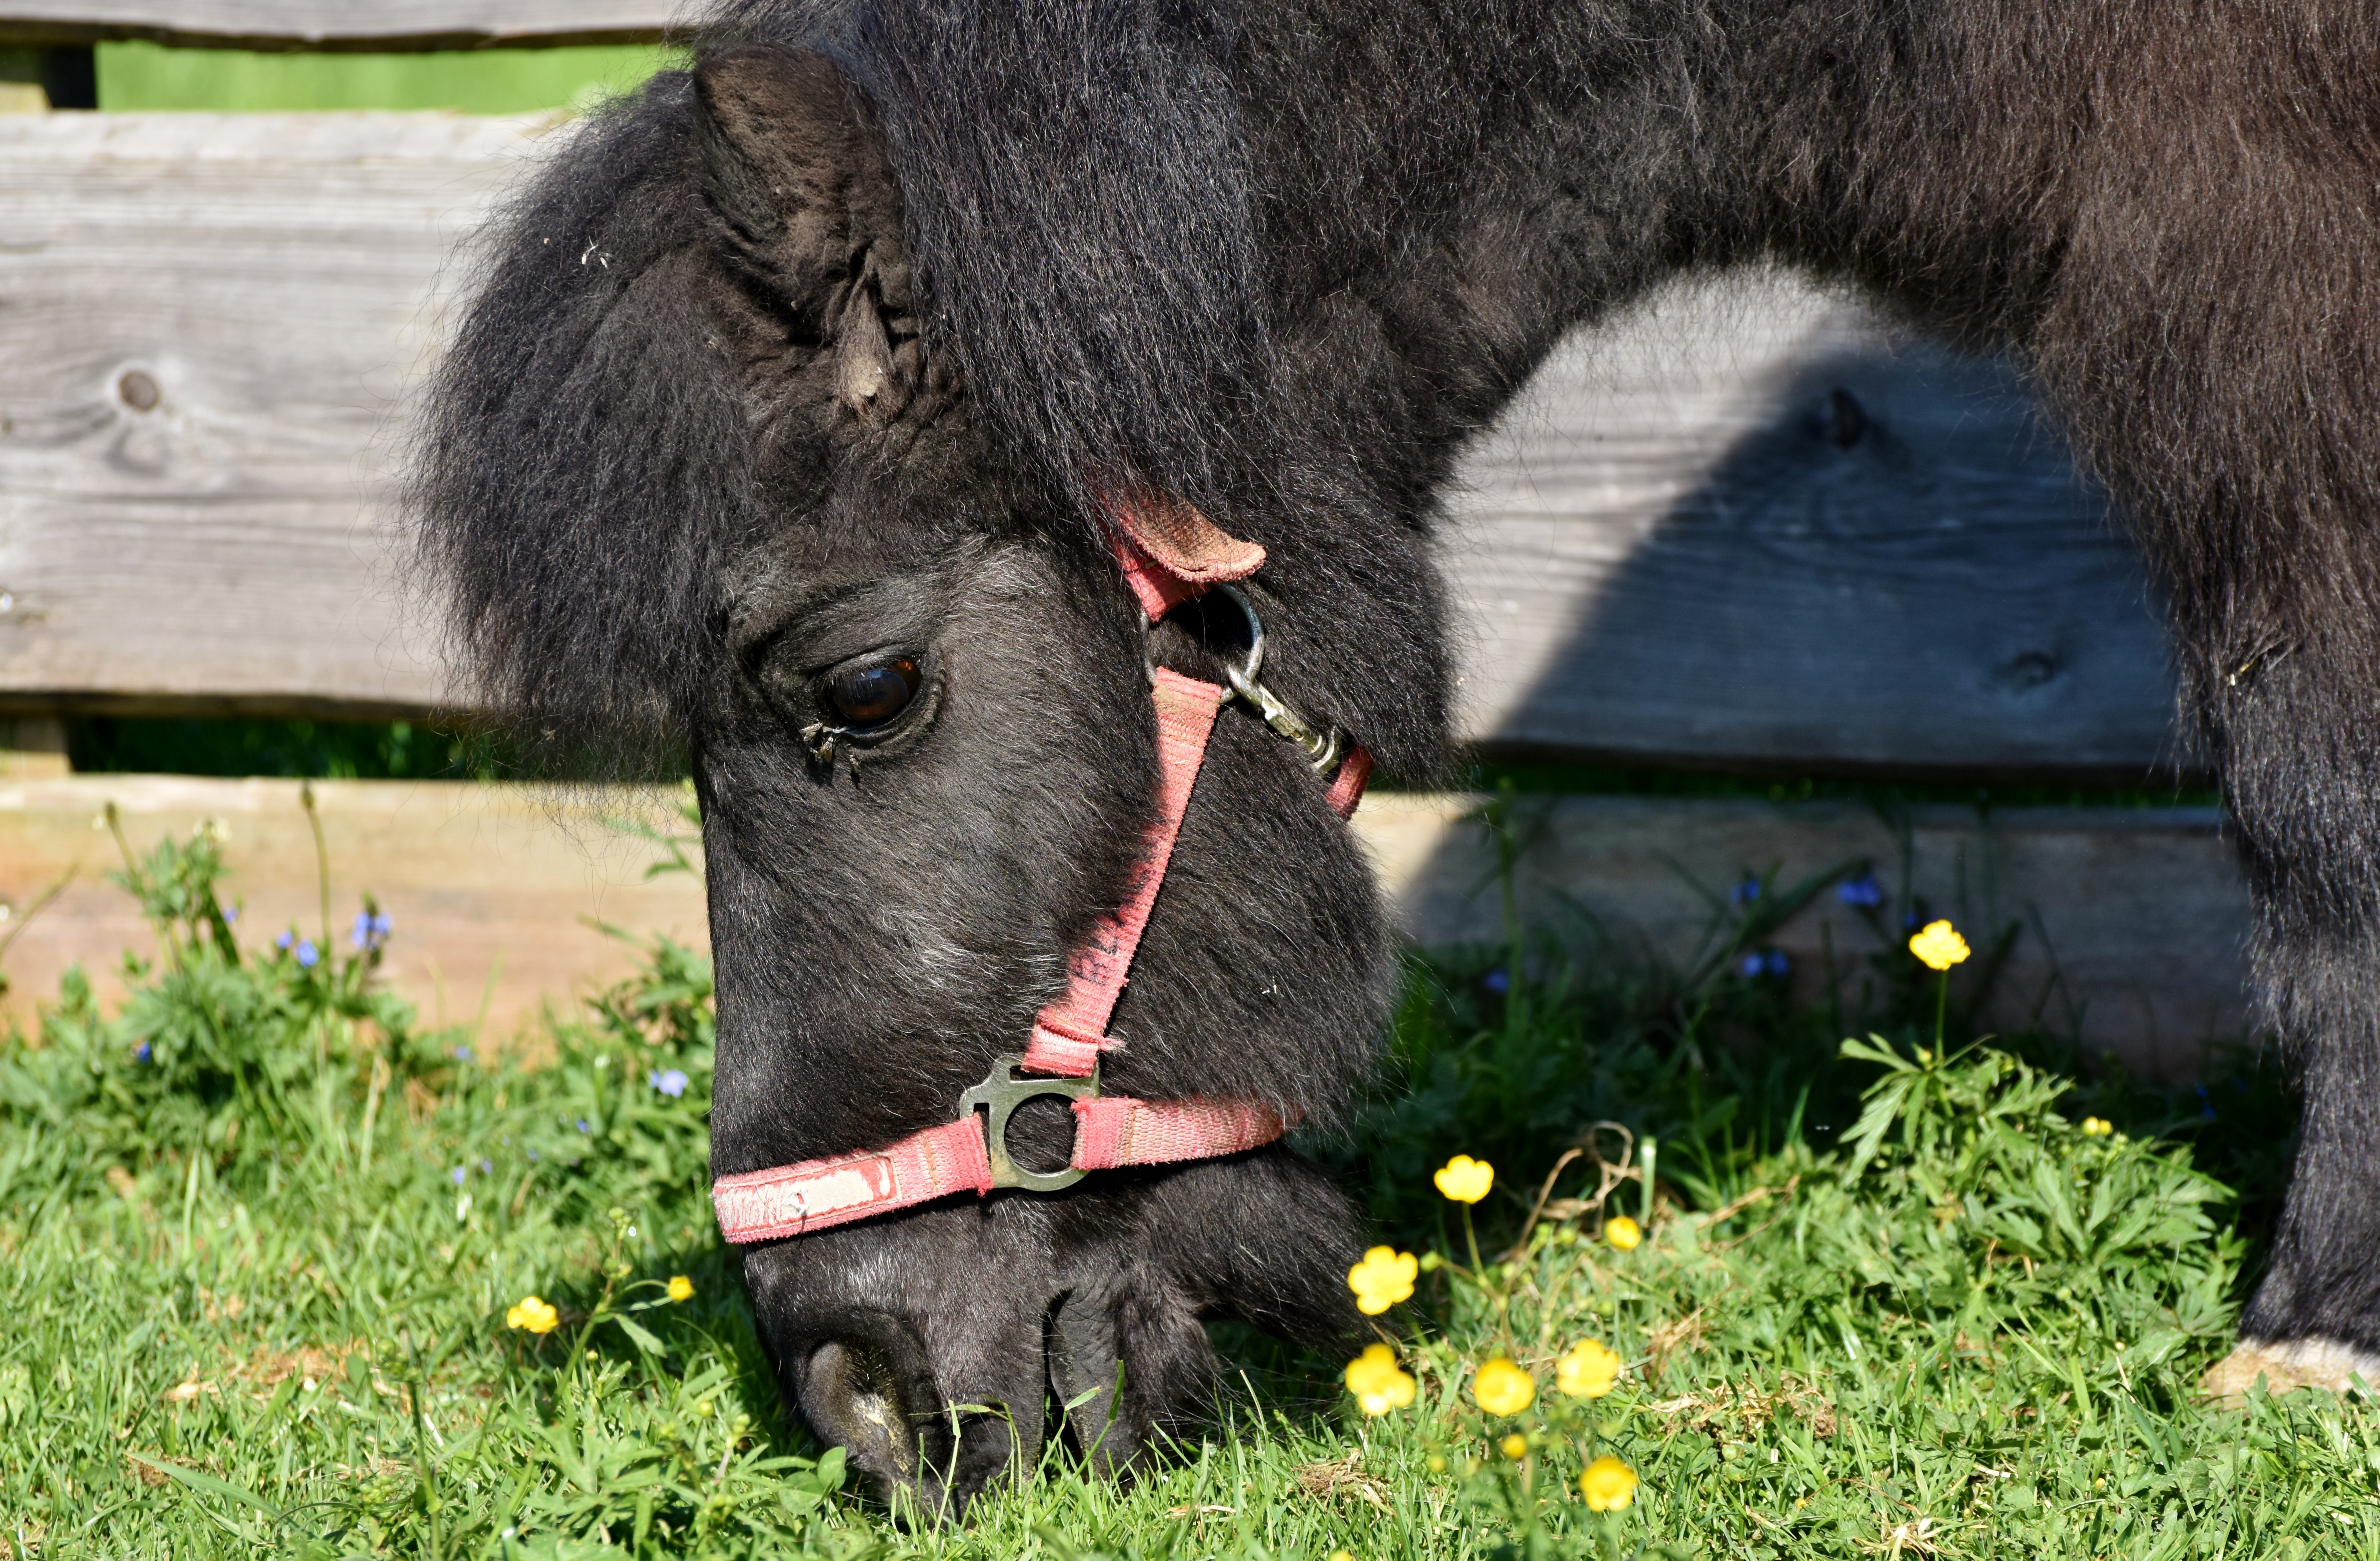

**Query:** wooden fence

left=0, top=108, right=2186, bottom=774
left=0, top=16, right=2248, bottom=1072
left=0, top=2, right=673, bottom=50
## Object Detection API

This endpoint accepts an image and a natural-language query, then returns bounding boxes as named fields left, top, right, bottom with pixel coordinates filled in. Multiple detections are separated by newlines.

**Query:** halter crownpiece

left=710, top=496, right=1371, bottom=1245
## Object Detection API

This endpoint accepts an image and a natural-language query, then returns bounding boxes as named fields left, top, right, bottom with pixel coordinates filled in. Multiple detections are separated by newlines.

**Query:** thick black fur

left=416, top=0, right=2380, bottom=1512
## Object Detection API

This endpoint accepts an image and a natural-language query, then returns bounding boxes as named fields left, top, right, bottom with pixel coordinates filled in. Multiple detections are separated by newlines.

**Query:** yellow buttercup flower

left=1604, top=1215, right=1642, bottom=1250
left=1580, top=1455, right=1638, bottom=1511
left=1347, top=1246, right=1419, bottom=1316
left=505, top=1295, right=560, bottom=1334
left=1343, top=1343, right=1417, bottom=1416
left=1557, top=1338, right=1622, bottom=1398
left=1434, top=1154, right=1494, bottom=1204
left=666, top=1274, right=695, bottom=1302
left=1500, top=1433, right=1529, bottom=1460
left=1908, top=919, right=1970, bottom=971
left=2082, top=1117, right=2112, bottom=1137
left=1471, top=1356, right=1535, bottom=1416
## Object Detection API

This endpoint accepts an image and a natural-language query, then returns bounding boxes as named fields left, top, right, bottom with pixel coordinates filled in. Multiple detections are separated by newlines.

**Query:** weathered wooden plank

left=1445, top=275, right=2191, bottom=780
left=0, top=112, right=541, bottom=716
left=0, top=775, right=708, bottom=1046
left=1358, top=792, right=2250, bottom=1080
left=1, top=778, right=2248, bottom=1078
left=0, top=112, right=2189, bottom=777
left=0, top=2, right=676, bottom=51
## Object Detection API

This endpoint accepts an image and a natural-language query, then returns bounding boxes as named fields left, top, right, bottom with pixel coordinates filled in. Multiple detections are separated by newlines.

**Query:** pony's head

left=414, top=32, right=1448, bottom=1516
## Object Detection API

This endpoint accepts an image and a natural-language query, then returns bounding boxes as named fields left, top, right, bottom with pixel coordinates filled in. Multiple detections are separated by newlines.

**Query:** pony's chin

left=2201, top=1338, right=2380, bottom=1407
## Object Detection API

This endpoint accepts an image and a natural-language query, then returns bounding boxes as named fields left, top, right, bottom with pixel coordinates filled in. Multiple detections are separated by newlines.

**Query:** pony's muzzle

left=785, top=1304, right=1057, bottom=1523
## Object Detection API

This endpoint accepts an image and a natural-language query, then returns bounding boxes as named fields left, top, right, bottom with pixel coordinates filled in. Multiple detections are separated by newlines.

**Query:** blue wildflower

left=527, top=1148, right=540, bottom=1162
left=1482, top=968, right=1510, bottom=994
left=1732, top=875, right=1762, bottom=905
left=134, top=1041, right=152, bottom=1064
left=1740, top=952, right=1766, bottom=978
left=295, top=939, right=318, bottom=968
left=452, top=1044, right=473, bottom=1063
left=451, top=1166, right=467, bottom=1186
left=1764, top=948, right=1790, bottom=978
left=651, top=1068, right=689, bottom=1099
left=275, top=930, right=293, bottom=951
left=477, top=1158, right=493, bottom=1174
left=576, top=1119, right=592, bottom=1134
left=221, top=905, right=239, bottom=923
left=2197, top=1084, right=2218, bottom=1121
left=1837, top=874, right=1883, bottom=908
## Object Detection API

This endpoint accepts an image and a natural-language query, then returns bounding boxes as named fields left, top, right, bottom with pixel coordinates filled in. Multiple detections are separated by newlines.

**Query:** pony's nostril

left=806, top=1338, right=920, bottom=1482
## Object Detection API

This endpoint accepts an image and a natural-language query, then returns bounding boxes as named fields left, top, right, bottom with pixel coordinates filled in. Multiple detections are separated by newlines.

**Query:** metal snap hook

left=1210, top=584, right=1345, bottom=775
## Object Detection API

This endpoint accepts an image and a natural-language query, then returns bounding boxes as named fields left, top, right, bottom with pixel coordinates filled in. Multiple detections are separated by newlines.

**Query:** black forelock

left=411, top=73, right=741, bottom=770
left=713, top=0, right=1271, bottom=517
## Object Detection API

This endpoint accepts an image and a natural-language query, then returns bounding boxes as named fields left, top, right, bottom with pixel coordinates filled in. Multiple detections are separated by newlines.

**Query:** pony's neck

left=1235, top=0, right=2070, bottom=488
left=1237, top=0, right=1728, bottom=480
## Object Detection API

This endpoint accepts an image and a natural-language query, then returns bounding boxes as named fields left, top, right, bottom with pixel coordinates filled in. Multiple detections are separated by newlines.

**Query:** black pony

left=417, top=0, right=2380, bottom=1513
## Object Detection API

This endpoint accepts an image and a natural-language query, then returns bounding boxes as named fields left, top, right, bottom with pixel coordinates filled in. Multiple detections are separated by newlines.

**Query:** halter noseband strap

left=710, top=498, right=1371, bottom=1245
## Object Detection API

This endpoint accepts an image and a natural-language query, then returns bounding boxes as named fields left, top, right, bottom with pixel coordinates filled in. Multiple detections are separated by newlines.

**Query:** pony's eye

left=823, top=657, right=920, bottom=728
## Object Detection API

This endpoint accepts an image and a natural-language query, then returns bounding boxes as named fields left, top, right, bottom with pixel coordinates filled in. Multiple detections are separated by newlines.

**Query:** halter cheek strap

left=710, top=499, right=1371, bottom=1246
left=1021, top=667, right=1224, bottom=1075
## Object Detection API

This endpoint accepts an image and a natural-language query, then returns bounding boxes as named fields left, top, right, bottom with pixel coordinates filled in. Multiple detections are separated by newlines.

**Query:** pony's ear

left=695, top=46, right=915, bottom=419
left=694, top=47, right=888, bottom=283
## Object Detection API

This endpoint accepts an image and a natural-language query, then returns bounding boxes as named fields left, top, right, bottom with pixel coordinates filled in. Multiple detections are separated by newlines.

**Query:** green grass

left=1, top=805, right=2372, bottom=1559
left=95, top=41, right=673, bottom=115
left=54, top=714, right=684, bottom=786
left=63, top=717, right=522, bottom=783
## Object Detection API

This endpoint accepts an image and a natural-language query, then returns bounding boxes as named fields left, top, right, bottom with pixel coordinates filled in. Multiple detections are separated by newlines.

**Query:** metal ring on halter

left=956, top=1054, right=1099, bottom=1192
left=1210, top=584, right=1345, bottom=775
left=1211, top=583, right=1268, bottom=685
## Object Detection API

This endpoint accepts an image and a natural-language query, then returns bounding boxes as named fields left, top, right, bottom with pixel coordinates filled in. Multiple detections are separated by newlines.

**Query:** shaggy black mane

left=722, top=0, right=1275, bottom=510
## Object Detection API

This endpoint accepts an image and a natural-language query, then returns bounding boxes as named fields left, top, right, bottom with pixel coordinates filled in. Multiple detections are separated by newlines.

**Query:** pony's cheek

left=696, top=540, right=1157, bottom=1166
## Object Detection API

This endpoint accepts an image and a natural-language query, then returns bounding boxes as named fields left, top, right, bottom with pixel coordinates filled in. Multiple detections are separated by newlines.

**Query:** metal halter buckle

left=955, top=1054, right=1100, bottom=1192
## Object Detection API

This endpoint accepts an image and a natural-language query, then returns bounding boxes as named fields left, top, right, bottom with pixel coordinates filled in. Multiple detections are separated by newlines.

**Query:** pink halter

left=710, top=499, right=1371, bottom=1245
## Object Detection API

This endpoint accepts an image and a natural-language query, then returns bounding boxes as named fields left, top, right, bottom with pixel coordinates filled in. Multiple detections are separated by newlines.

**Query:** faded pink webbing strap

left=1070, top=1096, right=1292, bottom=1171
left=1021, top=667, right=1228, bottom=1076
left=1325, top=746, right=1373, bottom=819
left=711, top=1118, right=992, bottom=1243
left=1106, top=490, right=1268, bottom=619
